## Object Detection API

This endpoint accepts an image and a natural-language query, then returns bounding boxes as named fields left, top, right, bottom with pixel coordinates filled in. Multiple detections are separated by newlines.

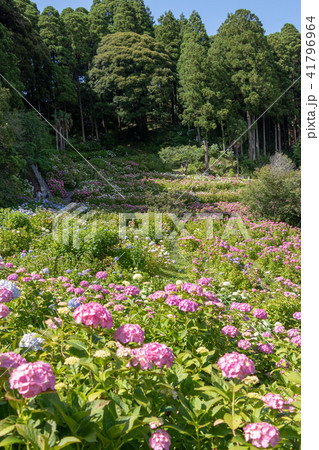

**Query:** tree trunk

left=263, top=115, right=267, bottom=156
left=230, top=142, right=234, bottom=168
left=56, top=130, right=59, bottom=151
left=246, top=111, right=254, bottom=160
left=171, top=93, right=175, bottom=124
left=77, top=80, right=86, bottom=143
left=221, top=123, right=226, bottom=152
left=204, top=137, right=209, bottom=172
left=89, top=92, right=99, bottom=140
left=288, top=126, right=291, bottom=148
left=256, top=121, right=260, bottom=159
left=277, top=122, right=282, bottom=152
left=235, top=143, right=239, bottom=177
left=252, top=116, right=256, bottom=160
left=275, top=122, right=278, bottom=152
left=197, top=125, right=201, bottom=146
left=60, top=126, right=64, bottom=157
left=240, top=140, right=243, bottom=156
left=293, top=117, right=297, bottom=143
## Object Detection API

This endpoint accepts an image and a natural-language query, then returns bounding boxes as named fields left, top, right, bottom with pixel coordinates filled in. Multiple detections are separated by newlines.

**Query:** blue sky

left=35, top=0, right=300, bottom=35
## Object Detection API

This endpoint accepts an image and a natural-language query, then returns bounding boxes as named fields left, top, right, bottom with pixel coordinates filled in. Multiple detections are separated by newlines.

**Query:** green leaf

left=0, top=436, right=24, bottom=446
left=52, top=436, right=81, bottom=450
left=223, top=413, right=242, bottom=431
left=285, top=371, right=301, bottom=385
left=16, top=424, right=41, bottom=449
left=164, top=424, right=197, bottom=441
left=0, top=416, right=16, bottom=437
left=108, top=392, right=129, bottom=415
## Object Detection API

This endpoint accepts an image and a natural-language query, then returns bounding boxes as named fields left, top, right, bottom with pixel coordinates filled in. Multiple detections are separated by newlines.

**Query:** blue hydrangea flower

left=68, top=298, right=80, bottom=309
left=19, top=333, right=44, bottom=351
left=0, top=280, right=20, bottom=299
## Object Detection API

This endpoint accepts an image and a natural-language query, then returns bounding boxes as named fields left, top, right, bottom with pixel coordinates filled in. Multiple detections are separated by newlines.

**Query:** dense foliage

left=0, top=1, right=301, bottom=206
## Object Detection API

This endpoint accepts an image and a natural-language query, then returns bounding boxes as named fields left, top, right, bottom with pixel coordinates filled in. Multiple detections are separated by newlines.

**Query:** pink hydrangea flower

left=116, top=343, right=132, bottom=358
left=149, top=291, right=167, bottom=301
left=244, top=422, right=280, bottom=448
left=197, top=277, right=211, bottom=286
left=9, top=361, right=56, bottom=398
left=113, top=304, right=125, bottom=311
left=45, top=317, right=62, bottom=329
left=287, top=329, right=299, bottom=338
left=0, top=287, right=13, bottom=303
left=5, top=263, right=13, bottom=268
left=257, top=343, right=275, bottom=354
left=66, top=287, right=75, bottom=293
left=165, top=295, right=181, bottom=306
left=0, top=352, right=27, bottom=370
left=217, top=352, right=255, bottom=380
left=221, top=325, right=238, bottom=338
left=74, top=287, right=85, bottom=295
left=237, top=339, right=252, bottom=350
left=262, top=332, right=272, bottom=338
left=253, top=309, right=267, bottom=320
left=115, top=294, right=128, bottom=301
left=204, top=292, right=219, bottom=301
left=79, top=280, right=90, bottom=288
left=230, top=302, right=252, bottom=313
left=276, top=358, right=289, bottom=368
left=178, top=299, right=199, bottom=312
left=273, top=325, right=285, bottom=334
left=164, top=284, right=178, bottom=293
left=293, top=312, right=301, bottom=320
left=22, top=277, right=32, bottom=282
left=0, top=304, right=10, bottom=319
left=143, top=342, right=174, bottom=368
left=73, top=302, right=113, bottom=329
left=188, top=284, right=203, bottom=296
left=114, top=324, right=145, bottom=344
left=291, top=335, right=301, bottom=347
left=114, top=285, right=125, bottom=291
left=7, top=274, right=18, bottom=281
left=31, top=274, right=41, bottom=280
left=129, top=346, right=152, bottom=370
left=261, top=393, right=285, bottom=412
left=90, top=284, right=103, bottom=292
left=96, top=271, right=108, bottom=279
left=123, top=285, right=140, bottom=296
left=149, top=429, right=171, bottom=450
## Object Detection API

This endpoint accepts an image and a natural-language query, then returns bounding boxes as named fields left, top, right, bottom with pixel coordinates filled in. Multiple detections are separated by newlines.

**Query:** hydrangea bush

left=0, top=182, right=301, bottom=448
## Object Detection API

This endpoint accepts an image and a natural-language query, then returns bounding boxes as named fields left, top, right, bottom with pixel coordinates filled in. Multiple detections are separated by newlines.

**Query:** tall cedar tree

left=38, top=6, right=76, bottom=115
left=178, top=11, right=216, bottom=170
left=268, top=24, right=301, bottom=149
left=209, top=9, right=278, bottom=160
left=155, top=11, right=181, bottom=123
left=61, top=7, right=93, bottom=142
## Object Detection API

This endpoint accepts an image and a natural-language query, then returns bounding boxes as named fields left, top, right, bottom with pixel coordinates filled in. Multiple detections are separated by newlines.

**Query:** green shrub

left=244, top=154, right=301, bottom=226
